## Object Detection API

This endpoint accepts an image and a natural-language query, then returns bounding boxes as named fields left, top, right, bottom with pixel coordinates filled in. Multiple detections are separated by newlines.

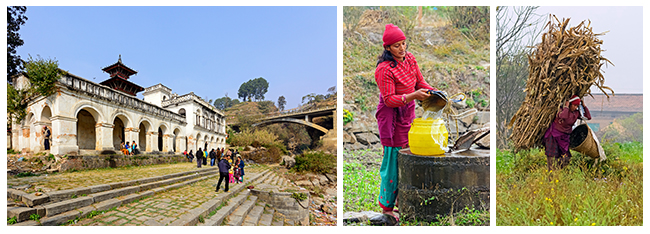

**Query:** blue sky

left=16, top=6, right=337, bottom=109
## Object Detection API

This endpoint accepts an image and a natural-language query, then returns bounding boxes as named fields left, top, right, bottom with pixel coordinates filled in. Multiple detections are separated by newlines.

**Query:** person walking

left=238, top=155, right=245, bottom=183
left=216, top=154, right=231, bottom=192
left=196, top=148, right=203, bottom=168
left=374, top=23, right=437, bottom=222
left=203, top=149, right=208, bottom=166
left=544, top=95, right=592, bottom=170
left=188, top=150, right=194, bottom=163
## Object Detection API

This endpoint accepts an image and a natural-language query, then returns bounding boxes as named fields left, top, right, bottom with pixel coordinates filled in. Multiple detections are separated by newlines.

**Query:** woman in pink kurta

left=544, top=95, right=591, bottom=170
left=375, top=24, right=437, bottom=222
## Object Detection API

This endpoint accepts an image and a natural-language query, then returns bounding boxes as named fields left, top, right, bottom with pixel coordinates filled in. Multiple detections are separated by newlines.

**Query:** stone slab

left=7, top=189, right=28, bottom=200
left=108, top=181, right=135, bottom=190
left=22, top=193, right=50, bottom=207
left=46, top=189, right=75, bottom=203
left=91, top=186, right=139, bottom=203
left=44, top=196, right=94, bottom=217
left=7, top=206, right=37, bottom=222
left=93, top=198, right=122, bottom=211
left=88, top=184, right=111, bottom=193
left=40, top=208, right=84, bottom=226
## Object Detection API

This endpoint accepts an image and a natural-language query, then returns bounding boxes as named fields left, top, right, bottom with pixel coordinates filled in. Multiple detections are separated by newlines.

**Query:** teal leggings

left=378, top=146, right=400, bottom=211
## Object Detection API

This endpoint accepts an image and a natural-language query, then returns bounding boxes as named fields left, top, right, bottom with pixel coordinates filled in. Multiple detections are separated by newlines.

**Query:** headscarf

left=569, top=95, right=581, bottom=106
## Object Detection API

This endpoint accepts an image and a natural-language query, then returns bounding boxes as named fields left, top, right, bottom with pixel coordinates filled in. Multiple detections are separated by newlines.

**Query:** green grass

left=496, top=142, right=643, bottom=226
left=343, top=162, right=381, bottom=213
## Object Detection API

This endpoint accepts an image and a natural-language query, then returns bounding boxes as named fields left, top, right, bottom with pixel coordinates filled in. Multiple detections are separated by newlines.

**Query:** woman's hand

left=407, top=89, right=431, bottom=102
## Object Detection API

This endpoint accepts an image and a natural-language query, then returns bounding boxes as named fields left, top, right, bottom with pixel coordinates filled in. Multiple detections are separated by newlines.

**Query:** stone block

left=44, top=196, right=94, bottom=217
left=73, top=187, right=92, bottom=197
left=354, top=132, right=380, bottom=145
left=108, top=180, right=135, bottom=190
left=46, top=189, right=75, bottom=203
left=93, top=198, right=122, bottom=211
left=476, top=111, right=490, bottom=125
left=7, top=189, right=28, bottom=200
left=40, top=208, right=84, bottom=226
left=22, top=193, right=50, bottom=207
left=93, top=186, right=140, bottom=203
left=88, top=184, right=111, bottom=193
left=8, top=207, right=37, bottom=222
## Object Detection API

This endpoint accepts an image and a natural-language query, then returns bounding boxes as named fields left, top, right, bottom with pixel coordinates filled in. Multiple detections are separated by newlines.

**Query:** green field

left=496, top=142, right=643, bottom=226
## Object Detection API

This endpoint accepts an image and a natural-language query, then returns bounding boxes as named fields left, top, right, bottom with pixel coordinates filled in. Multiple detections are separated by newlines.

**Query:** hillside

left=343, top=7, right=490, bottom=150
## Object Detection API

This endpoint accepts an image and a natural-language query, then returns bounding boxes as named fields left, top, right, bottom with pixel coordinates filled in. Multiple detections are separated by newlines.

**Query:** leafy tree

left=302, top=93, right=325, bottom=104
left=250, top=77, right=269, bottom=101
left=238, top=77, right=269, bottom=102
left=7, top=6, right=28, bottom=84
left=7, top=56, right=66, bottom=124
left=277, top=95, right=286, bottom=111
left=213, top=96, right=239, bottom=110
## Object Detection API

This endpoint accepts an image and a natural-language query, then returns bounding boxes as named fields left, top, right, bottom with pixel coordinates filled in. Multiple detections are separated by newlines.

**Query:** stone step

left=10, top=167, right=218, bottom=207
left=200, top=190, right=250, bottom=226
left=272, top=219, right=284, bottom=226
left=272, top=175, right=280, bottom=185
left=224, top=195, right=258, bottom=226
left=167, top=169, right=271, bottom=226
left=10, top=171, right=220, bottom=226
left=257, top=206, right=274, bottom=226
left=242, top=202, right=265, bottom=226
left=262, top=174, right=273, bottom=184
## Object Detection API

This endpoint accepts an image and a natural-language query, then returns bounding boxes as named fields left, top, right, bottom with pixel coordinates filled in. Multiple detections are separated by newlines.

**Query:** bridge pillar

left=333, top=110, right=337, bottom=130
left=305, top=115, right=309, bottom=122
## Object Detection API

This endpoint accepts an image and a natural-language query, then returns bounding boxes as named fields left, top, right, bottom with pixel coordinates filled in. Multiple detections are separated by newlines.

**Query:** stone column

left=95, top=123, right=115, bottom=151
left=162, top=134, right=172, bottom=152
left=176, top=136, right=186, bottom=153
left=11, top=123, right=20, bottom=151
left=147, top=131, right=158, bottom=152
left=125, top=128, right=139, bottom=147
left=50, top=116, right=79, bottom=155
left=19, top=125, right=31, bottom=152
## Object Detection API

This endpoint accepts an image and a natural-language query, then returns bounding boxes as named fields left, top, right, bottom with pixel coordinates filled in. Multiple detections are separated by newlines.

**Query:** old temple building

left=10, top=56, right=227, bottom=155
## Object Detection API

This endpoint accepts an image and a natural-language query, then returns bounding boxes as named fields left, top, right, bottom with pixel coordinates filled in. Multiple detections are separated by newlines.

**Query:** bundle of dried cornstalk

left=508, top=15, right=614, bottom=151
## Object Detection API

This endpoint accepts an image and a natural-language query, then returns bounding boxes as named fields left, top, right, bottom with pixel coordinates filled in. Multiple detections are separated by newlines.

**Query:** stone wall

left=343, top=103, right=490, bottom=151
left=58, top=154, right=187, bottom=172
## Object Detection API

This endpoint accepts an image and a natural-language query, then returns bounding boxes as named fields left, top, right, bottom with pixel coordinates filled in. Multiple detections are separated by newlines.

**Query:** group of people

left=120, top=141, right=140, bottom=156
left=183, top=147, right=245, bottom=193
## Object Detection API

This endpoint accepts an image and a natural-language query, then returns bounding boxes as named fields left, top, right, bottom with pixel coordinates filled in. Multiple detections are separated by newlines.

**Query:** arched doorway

left=76, top=109, right=97, bottom=150
left=139, top=121, right=150, bottom=152
left=113, top=117, right=126, bottom=150
left=196, top=133, right=202, bottom=151
left=158, top=127, right=163, bottom=151
left=173, top=128, right=180, bottom=152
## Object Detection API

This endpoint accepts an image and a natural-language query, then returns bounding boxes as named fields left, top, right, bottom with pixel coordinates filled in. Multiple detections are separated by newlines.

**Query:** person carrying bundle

left=543, top=95, right=591, bottom=170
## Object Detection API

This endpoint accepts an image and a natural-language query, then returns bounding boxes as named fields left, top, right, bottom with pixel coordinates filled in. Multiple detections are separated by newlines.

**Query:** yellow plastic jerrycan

left=408, top=117, right=448, bottom=156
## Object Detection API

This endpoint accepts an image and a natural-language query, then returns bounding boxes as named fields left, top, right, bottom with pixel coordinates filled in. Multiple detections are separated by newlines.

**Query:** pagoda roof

left=102, top=55, right=138, bottom=76
left=99, top=75, right=145, bottom=96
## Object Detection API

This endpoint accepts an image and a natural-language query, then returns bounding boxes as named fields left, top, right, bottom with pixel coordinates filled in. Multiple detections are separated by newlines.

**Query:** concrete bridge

left=229, top=105, right=337, bottom=134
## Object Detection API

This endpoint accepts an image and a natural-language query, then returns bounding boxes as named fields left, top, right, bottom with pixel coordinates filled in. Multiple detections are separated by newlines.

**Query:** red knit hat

left=569, top=95, right=581, bottom=105
left=383, top=24, right=406, bottom=46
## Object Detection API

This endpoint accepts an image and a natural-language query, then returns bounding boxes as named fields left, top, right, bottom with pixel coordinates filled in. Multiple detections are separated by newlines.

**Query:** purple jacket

left=376, top=96, right=415, bottom=147
left=217, top=159, right=231, bottom=173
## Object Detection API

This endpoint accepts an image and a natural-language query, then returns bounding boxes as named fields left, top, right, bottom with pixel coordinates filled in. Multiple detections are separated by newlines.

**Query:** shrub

left=293, top=151, right=336, bottom=174
left=343, top=109, right=354, bottom=125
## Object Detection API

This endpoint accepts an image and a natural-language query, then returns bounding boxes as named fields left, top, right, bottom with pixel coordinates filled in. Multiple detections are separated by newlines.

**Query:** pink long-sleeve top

left=375, top=52, right=434, bottom=108
left=553, top=104, right=591, bottom=134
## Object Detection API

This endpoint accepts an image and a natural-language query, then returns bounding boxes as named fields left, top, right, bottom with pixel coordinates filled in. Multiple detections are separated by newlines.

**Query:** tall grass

left=497, top=142, right=643, bottom=226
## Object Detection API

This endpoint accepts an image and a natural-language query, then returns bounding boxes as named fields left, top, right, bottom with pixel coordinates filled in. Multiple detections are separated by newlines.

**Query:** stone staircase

left=198, top=169, right=306, bottom=226
left=7, top=167, right=222, bottom=226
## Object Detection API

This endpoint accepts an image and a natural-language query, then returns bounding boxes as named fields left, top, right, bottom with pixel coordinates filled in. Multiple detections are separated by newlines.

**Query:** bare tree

left=496, top=6, right=545, bottom=149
